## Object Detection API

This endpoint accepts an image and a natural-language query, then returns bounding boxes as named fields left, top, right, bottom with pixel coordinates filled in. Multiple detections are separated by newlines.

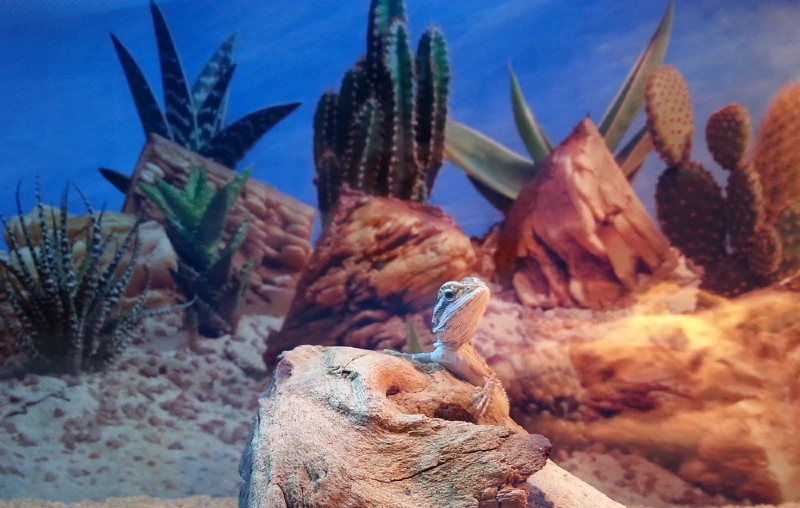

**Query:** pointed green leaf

left=149, top=0, right=197, bottom=148
left=509, top=64, right=553, bottom=162
left=109, top=34, right=170, bottom=140
left=615, top=126, right=654, bottom=181
left=598, top=0, right=674, bottom=151
left=199, top=102, right=301, bottom=168
left=467, top=177, right=514, bottom=214
left=191, top=32, right=237, bottom=107
left=444, top=119, right=535, bottom=200
left=206, top=219, right=251, bottom=285
left=405, top=318, right=424, bottom=354
left=99, top=168, right=132, bottom=194
left=195, top=64, right=237, bottom=148
left=197, top=167, right=252, bottom=250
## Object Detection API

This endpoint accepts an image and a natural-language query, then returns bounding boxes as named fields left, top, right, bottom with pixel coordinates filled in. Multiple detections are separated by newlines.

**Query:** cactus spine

left=312, top=0, right=450, bottom=222
left=645, top=65, right=800, bottom=295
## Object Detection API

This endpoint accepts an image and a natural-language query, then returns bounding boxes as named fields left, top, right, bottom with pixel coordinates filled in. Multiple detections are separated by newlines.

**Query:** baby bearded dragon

left=387, top=277, right=510, bottom=421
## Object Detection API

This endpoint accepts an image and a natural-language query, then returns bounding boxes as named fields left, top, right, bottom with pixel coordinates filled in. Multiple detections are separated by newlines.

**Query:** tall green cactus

left=645, top=65, right=800, bottom=296
left=100, top=0, right=300, bottom=194
left=312, top=0, right=450, bottom=222
left=139, top=167, right=256, bottom=338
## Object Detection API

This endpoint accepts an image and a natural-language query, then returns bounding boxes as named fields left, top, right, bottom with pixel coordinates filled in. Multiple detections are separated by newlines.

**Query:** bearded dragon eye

left=442, top=289, right=456, bottom=301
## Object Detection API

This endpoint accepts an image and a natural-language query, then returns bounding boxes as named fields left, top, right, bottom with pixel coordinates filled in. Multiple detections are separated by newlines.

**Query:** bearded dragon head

left=431, top=277, right=490, bottom=348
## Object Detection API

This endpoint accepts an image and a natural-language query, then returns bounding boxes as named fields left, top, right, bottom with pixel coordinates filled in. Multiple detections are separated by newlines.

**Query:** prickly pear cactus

left=645, top=66, right=800, bottom=295
left=312, top=0, right=450, bottom=222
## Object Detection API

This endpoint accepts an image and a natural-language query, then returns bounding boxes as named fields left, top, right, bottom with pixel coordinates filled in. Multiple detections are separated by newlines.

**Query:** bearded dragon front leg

left=385, top=277, right=510, bottom=422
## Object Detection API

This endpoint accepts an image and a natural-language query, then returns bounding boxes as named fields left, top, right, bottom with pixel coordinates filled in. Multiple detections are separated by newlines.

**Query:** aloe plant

left=0, top=179, right=190, bottom=374
left=444, top=1, right=674, bottom=213
left=100, top=0, right=300, bottom=194
left=312, top=0, right=450, bottom=222
left=139, top=167, right=256, bottom=338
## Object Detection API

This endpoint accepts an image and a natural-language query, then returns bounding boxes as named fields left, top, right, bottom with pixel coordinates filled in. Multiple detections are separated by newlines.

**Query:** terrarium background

left=2, top=0, right=798, bottom=237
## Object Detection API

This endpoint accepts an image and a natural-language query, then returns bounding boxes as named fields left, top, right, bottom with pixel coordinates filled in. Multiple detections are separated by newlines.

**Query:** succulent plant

left=139, top=167, right=256, bottom=338
left=0, top=179, right=189, bottom=374
left=312, top=0, right=450, bottom=222
left=100, top=0, right=300, bottom=194
left=645, top=65, right=800, bottom=296
left=444, top=1, right=675, bottom=213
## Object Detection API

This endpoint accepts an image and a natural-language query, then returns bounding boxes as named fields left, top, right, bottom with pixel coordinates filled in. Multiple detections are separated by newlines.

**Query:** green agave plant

left=139, top=167, right=256, bottom=338
left=444, top=1, right=675, bottom=213
left=100, top=0, right=300, bottom=194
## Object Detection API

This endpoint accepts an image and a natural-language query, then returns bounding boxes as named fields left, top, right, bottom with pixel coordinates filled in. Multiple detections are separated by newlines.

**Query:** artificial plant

left=645, top=65, right=800, bottom=296
left=100, top=0, right=300, bottom=193
left=0, top=180, right=188, bottom=374
left=312, top=0, right=450, bottom=222
left=139, top=166, right=256, bottom=338
left=444, top=1, right=674, bottom=213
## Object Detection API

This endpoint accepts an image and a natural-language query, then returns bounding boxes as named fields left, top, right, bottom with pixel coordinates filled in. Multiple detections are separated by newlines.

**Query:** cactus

left=312, top=0, right=450, bottom=222
left=0, top=179, right=189, bottom=374
left=139, top=167, right=256, bottom=338
left=645, top=65, right=800, bottom=295
left=442, top=1, right=675, bottom=213
left=100, top=0, right=300, bottom=194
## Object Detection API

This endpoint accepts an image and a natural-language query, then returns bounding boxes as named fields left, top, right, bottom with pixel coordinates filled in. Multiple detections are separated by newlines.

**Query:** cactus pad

left=752, top=81, right=800, bottom=220
left=701, top=256, right=761, bottom=297
left=726, top=163, right=765, bottom=256
left=705, top=104, right=751, bottom=171
left=655, top=162, right=727, bottom=266
left=747, top=224, right=782, bottom=278
left=645, top=65, right=695, bottom=167
left=774, top=202, right=800, bottom=278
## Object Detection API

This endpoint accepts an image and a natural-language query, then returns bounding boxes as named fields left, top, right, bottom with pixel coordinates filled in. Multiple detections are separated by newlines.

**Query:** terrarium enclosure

left=1, top=1, right=800, bottom=507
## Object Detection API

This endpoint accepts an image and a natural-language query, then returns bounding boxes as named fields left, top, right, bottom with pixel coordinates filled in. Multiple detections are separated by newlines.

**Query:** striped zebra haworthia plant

left=312, top=0, right=450, bottom=223
left=100, top=0, right=300, bottom=193
left=444, top=1, right=675, bottom=213
left=0, top=179, right=190, bottom=374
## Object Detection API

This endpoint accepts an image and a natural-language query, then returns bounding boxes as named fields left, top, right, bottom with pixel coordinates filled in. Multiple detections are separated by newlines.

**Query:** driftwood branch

left=240, top=345, right=625, bottom=508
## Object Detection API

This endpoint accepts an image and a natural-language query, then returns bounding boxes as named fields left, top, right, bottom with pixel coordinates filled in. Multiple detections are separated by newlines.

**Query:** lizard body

left=387, top=277, right=510, bottom=421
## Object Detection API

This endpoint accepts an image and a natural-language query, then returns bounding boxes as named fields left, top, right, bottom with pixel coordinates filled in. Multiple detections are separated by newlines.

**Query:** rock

left=263, top=187, right=476, bottom=364
left=240, top=345, right=624, bottom=508
left=121, top=134, right=315, bottom=318
left=496, top=118, right=681, bottom=310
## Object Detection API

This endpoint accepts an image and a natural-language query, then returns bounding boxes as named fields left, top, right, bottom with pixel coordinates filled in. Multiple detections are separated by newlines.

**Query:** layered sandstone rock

left=496, top=118, right=682, bottom=310
left=263, top=188, right=476, bottom=364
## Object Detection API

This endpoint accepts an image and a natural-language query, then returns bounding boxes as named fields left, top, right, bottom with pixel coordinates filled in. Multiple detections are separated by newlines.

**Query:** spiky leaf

left=615, top=126, right=653, bottom=181
left=109, top=34, right=170, bottom=140
left=194, top=64, right=237, bottom=148
left=509, top=65, right=552, bottom=162
left=149, top=0, right=196, bottom=148
left=99, top=168, right=132, bottom=194
left=200, top=102, right=301, bottom=168
left=443, top=119, right=536, bottom=202
left=192, top=32, right=238, bottom=133
left=598, top=1, right=674, bottom=151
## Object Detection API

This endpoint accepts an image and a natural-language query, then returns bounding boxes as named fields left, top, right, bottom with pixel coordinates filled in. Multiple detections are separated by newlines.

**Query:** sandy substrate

left=0, top=315, right=276, bottom=502
left=0, top=312, right=793, bottom=508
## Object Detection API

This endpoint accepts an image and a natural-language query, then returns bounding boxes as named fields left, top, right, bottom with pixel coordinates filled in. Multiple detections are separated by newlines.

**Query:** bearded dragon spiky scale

left=386, top=277, right=510, bottom=422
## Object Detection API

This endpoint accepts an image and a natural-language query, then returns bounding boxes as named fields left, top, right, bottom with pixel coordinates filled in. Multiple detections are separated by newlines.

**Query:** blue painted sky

left=1, top=0, right=799, bottom=239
